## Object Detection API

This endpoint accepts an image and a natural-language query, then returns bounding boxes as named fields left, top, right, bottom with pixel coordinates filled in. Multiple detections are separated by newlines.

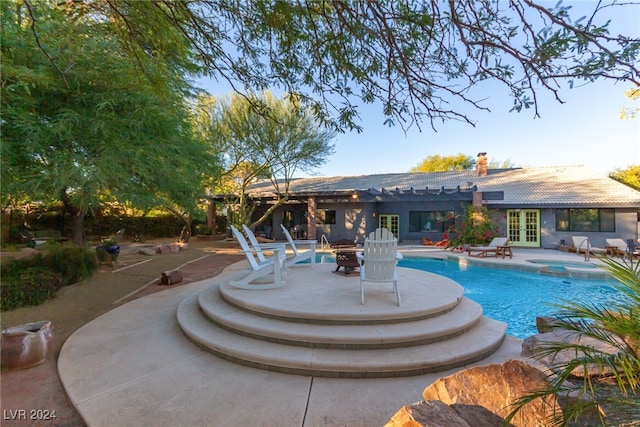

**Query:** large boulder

left=384, top=400, right=506, bottom=427
left=421, top=359, right=560, bottom=427
left=521, top=330, right=623, bottom=378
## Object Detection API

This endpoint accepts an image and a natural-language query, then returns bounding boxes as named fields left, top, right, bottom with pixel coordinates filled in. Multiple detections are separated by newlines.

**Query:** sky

left=196, top=1, right=640, bottom=178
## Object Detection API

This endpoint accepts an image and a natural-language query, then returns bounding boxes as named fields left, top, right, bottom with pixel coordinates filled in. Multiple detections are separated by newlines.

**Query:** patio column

left=472, top=192, right=484, bottom=208
left=307, top=196, right=317, bottom=240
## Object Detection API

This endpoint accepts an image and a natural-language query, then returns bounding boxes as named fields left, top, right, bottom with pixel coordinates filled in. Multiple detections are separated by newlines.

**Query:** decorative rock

left=155, top=243, right=181, bottom=254
left=1, top=321, right=55, bottom=370
left=521, top=330, right=623, bottom=378
left=535, top=316, right=563, bottom=333
left=138, top=247, right=157, bottom=256
left=384, top=400, right=472, bottom=427
left=160, top=269, right=183, bottom=286
left=422, top=359, right=560, bottom=427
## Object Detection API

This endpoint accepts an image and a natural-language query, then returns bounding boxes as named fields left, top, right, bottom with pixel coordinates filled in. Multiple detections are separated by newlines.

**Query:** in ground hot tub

left=526, top=259, right=606, bottom=278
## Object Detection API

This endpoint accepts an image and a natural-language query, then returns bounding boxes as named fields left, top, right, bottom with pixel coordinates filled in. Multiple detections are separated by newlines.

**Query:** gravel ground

left=0, top=239, right=243, bottom=427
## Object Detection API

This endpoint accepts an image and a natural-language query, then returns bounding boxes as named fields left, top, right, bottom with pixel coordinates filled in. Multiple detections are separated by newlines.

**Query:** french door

left=379, top=214, right=399, bottom=239
left=507, top=209, right=540, bottom=247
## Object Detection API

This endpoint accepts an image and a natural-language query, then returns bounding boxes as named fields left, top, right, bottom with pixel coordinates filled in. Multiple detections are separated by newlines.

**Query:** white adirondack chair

left=242, top=224, right=288, bottom=264
left=279, top=224, right=317, bottom=267
left=356, top=228, right=403, bottom=306
left=229, top=225, right=285, bottom=289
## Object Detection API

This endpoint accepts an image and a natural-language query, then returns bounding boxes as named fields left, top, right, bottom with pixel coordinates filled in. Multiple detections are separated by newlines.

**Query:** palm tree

left=507, top=257, right=640, bottom=426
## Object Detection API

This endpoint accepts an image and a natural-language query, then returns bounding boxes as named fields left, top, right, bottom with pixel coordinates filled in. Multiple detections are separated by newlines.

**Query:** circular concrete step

left=177, top=265, right=507, bottom=377
left=177, top=293, right=506, bottom=377
left=198, top=285, right=483, bottom=349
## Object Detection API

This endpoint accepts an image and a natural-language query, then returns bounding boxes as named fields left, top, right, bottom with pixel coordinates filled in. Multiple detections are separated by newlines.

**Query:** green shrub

left=42, top=242, right=98, bottom=285
left=0, top=243, right=98, bottom=311
left=0, top=267, right=62, bottom=311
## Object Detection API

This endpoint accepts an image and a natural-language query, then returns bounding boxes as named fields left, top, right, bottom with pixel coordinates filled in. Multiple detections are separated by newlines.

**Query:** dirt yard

left=0, top=239, right=244, bottom=427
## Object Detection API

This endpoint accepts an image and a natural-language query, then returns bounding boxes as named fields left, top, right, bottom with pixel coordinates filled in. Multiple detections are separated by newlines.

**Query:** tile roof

left=248, top=165, right=640, bottom=207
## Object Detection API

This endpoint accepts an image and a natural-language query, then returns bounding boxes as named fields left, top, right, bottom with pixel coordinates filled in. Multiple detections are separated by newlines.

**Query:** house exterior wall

left=539, top=208, right=638, bottom=249
left=262, top=203, right=638, bottom=249
left=377, top=201, right=469, bottom=243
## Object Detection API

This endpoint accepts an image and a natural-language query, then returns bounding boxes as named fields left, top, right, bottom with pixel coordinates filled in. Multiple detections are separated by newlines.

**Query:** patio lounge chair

left=571, top=236, right=606, bottom=256
left=467, top=237, right=509, bottom=258
left=356, top=228, right=403, bottom=306
left=279, top=224, right=317, bottom=267
left=605, top=238, right=628, bottom=257
left=229, top=225, right=285, bottom=289
left=605, top=238, right=640, bottom=259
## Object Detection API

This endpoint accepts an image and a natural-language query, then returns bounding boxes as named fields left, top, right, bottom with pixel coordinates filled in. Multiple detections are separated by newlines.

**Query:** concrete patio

left=58, top=247, right=607, bottom=426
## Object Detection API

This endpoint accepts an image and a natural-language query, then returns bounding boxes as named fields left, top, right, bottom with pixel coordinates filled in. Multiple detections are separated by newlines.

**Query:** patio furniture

left=571, top=236, right=606, bottom=256
left=605, top=238, right=640, bottom=258
left=467, top=237, right=509, bottom=258
left=356, top=228, right=403, bottom=306
left=279, top=224, right=317, bottom=267
left=330, top=239, right=360, bottom=274
left=229, top=225, right=285, bottom=289
left=496, top=245, right=513, bottom=259
left=242, top=224, right=286, bottom=264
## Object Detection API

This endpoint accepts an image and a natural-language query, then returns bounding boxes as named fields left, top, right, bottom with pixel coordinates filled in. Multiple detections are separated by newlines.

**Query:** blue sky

left=197, top=1, right=640, bottom=178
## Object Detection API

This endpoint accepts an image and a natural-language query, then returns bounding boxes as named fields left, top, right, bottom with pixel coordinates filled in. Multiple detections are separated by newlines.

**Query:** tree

left=193, top=91, right=335, bottom=228
left=609, top=165, right=640, bottom=191
left=409, top=154, right=518, bottom=172
left=620, top=86, right=639, bottom=120
left=41, top=1, right=640, bottom=133
left=1, top=0, right=212, bottom=245
left=409, top=154, right=475, bottom=172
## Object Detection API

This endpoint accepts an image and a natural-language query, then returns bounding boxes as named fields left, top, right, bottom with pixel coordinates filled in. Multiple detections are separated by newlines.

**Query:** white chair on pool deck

left=242, top=224, right=287, bottom=264
left=280, top=224, right=317, bottom=267
left=229, top=225, right=285, bottom=289
left=356, top=227, right=403, bottom=306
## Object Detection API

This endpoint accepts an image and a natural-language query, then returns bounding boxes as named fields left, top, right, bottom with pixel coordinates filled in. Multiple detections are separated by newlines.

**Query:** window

left=409, top=211, right=455, bottom=232
left=317, top=210, right=336, bottom=225
left=555, top=208, right=615, bottom=232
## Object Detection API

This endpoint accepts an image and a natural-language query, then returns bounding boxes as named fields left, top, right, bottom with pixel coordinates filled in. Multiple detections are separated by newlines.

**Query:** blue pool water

left=397, top=257, right=626, bottom=338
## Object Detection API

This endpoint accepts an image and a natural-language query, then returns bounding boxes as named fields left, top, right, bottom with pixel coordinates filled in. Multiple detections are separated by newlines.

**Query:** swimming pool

left=397, top=257, right=625, bottom=339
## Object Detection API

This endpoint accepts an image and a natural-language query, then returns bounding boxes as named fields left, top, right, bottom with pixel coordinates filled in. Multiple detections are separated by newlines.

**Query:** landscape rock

left=535, top=316, right=564, bottom=333
left=384, top=400, right=471, bottom=427
left=422, top=359, right=560, bottom=427
left=521, top=330, right=623, bottom=377
left=138, top=248, right=157, bottom=256
left=156, top=243, right=181, bottom=253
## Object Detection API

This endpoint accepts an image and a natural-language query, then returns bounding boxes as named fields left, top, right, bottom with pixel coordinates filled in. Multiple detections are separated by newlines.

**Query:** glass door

left=507, top=209, right=540, bottom=247
left=379, top=214, right=399, bottom=239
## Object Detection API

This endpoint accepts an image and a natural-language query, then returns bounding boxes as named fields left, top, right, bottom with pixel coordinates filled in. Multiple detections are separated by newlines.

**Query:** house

left=222, top=163, right=640, bottom=249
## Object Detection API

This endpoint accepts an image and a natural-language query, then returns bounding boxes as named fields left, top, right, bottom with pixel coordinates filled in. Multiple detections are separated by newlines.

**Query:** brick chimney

left=476, top=152, right=488, bottom=176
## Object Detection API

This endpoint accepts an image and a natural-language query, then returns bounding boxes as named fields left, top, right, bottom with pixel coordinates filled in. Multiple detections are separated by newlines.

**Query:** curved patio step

left=197, top=285, right=482, bottom=349
left=177, top=293, right=507, bottom=378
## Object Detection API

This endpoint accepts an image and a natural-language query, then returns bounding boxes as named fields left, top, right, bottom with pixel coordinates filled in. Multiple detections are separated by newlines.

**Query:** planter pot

left=1, top=321, right=55, bottom=370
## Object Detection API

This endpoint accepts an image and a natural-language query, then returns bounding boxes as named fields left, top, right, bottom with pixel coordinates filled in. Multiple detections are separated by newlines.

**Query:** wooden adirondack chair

left=229, top=225, right=285, bottom=289
left=356, top=228, right=403, bottom=306
left=279, top=224, right=317, bottom=267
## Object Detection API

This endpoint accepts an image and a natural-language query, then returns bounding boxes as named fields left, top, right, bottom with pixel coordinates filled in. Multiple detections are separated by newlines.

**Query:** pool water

left=398, top=257, right=625, bottom=338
